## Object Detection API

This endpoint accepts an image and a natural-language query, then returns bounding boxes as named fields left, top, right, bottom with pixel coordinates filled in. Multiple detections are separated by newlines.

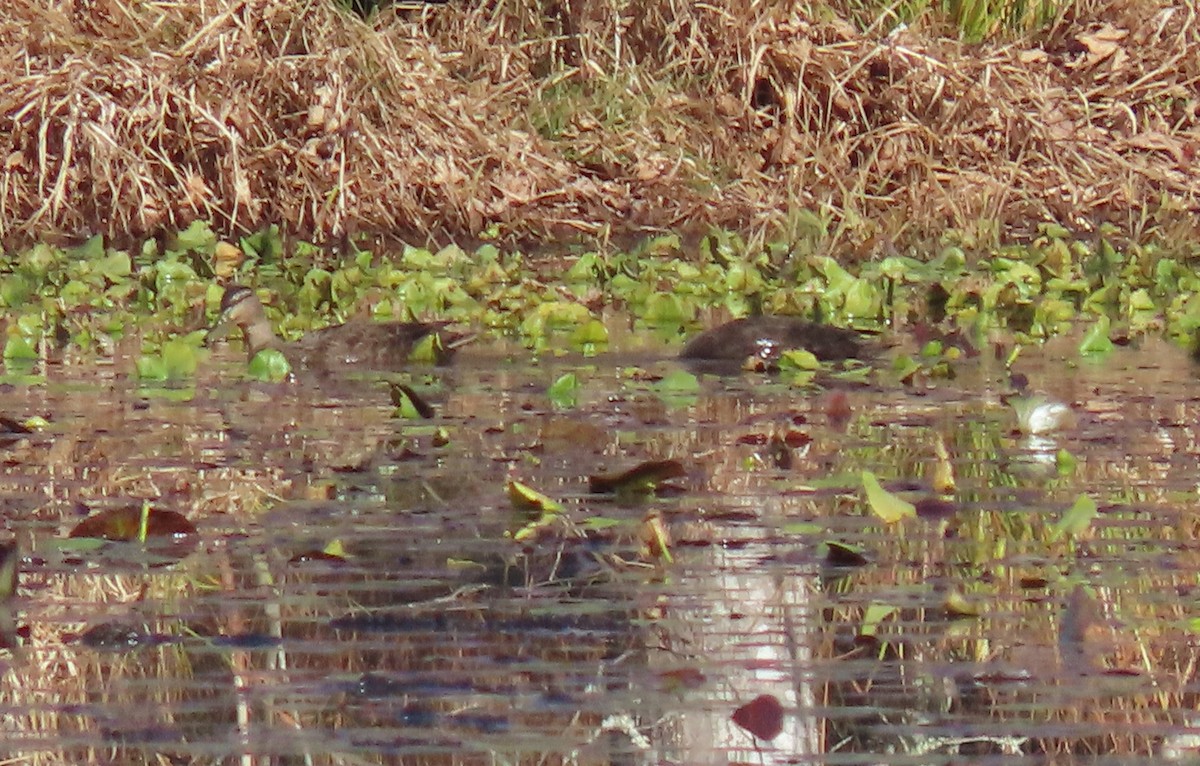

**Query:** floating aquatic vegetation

left=862, top=470, right=916, bottom=524
left=731, top=693, right=784, bottom=742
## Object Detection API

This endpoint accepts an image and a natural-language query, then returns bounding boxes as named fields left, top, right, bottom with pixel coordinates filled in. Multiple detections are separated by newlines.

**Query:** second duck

left=680, top=316, right=868, bottom=364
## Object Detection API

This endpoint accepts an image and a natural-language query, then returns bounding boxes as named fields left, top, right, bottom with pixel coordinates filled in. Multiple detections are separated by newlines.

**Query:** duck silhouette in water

left=210, top=285, right=474, bottom=372
left=680, top=316, right=867, bottom=369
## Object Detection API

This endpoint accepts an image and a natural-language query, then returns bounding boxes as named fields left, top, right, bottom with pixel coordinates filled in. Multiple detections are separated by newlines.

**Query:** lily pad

left=943, top=589, right=983, bottom=618
left=506, top=479, right=562, bottom=514
left=547, top=373, right=580, bottom=409
left=69, top=505, right=197, bottom=542
left=1079, top=315, right=1114, bottom=356
left=823, top=540, right=870, bottom=566
left=248, top=348, right=292, bottom=382
left=3, top=336, right=38, bottom=362
left=862, top=471, right=916, bottom=523
left=1052, top=494, right=1097, bottom=539
left=390, top=383, right=436, bottom=419
left=731, top=694, right=784, bottom=742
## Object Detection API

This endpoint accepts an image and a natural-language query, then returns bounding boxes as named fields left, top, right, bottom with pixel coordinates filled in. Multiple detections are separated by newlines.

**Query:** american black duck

left=679, top=316, right=867, bottom=364
left=210, top=286, right=474, bottom=371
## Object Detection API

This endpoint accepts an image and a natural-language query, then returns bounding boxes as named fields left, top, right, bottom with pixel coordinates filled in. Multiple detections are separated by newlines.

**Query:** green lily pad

left=161, top=338, right=201, bottom=379
left=390, top=383, right=436, bottom=419
left=547, top=372, right=580, bottom=409
left=859, top=602, right=898, bottom=638
left=3, top=336, right=38, bottom=362
left=248, top=348, right=292, bottom=382
left=1079, top=316, right=1114, bottom=356
left=506, top=479, right=562, bottom=514
left=656, top=369, right=699, bottom=392
left=862, top=470, right=916, bottom=523
left=779, top=349, right=819, bottom=371
left=1052, top=494, right=1097, bottom=539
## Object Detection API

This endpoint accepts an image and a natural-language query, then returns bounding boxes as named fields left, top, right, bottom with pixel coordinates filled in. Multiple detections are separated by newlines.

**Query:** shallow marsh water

left=2, top=328, right=1200, bottom=765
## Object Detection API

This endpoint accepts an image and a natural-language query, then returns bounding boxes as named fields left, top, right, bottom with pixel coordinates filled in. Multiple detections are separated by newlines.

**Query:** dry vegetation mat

left=1, top=0, right=1197, bottom=255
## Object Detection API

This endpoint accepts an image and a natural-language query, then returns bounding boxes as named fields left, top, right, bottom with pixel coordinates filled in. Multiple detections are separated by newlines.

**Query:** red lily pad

left=69, top=506, right=196, bottom=542
left=735, top=433, right=768, bottom=445
left=732, top=694, right=784, bottom=741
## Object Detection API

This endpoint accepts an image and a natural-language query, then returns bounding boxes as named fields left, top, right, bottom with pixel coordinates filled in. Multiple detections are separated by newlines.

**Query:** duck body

left=679, top=316, right=866, bottom=363
left=213, top=286, right=472, bottom=372
left=294, top=320, right=462, bottom=370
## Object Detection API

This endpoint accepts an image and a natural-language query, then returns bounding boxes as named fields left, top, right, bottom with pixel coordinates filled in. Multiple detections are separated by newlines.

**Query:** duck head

left=208, top=286, right=279, bottom=359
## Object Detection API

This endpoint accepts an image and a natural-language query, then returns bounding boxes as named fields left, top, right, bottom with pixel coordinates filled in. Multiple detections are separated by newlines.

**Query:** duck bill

left=443, top=330, right=477, bottom=351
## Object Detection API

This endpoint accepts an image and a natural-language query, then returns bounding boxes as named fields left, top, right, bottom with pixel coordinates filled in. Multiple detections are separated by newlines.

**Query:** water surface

left=1, top=329, right=1199, bottom=765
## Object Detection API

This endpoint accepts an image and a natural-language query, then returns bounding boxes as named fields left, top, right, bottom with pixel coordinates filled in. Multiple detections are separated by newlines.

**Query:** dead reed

left=0, top=0, right=1196, bottom=257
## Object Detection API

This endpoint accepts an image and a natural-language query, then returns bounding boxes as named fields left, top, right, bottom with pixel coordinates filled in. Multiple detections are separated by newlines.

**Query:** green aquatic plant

left=136, top=334, right=206, bottom=381
left=547, top=372, right=580, bottom=409
left=2, top=221, right=1200, bottom=383
left=862, top=471, right=916, bottom=524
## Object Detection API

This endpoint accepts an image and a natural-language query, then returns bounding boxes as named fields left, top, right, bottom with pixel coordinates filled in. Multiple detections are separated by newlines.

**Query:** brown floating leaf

left=213, top=241, right=244, bottom=279
left=825, top=390, right=852, bottom=424
left=69, top=505, right=197, bottom=542
left=825, top=541, right=870, bottom=567
left=766, top=434, right=792, bottom=470
left=914, top=496, right=958, bottom=519
left=782, top=430, right=811, bottom=448
left=1073, top=23, right=1127, bottom=67
left=588, top=459, right=686, bottom=494
left=731, top=694, right=784, bottom=741
left=735, top=433, right=768, bottom=446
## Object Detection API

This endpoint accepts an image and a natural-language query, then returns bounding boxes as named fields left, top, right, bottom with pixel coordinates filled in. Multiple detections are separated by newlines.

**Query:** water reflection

left=0, top=335, right=1198, bottom=763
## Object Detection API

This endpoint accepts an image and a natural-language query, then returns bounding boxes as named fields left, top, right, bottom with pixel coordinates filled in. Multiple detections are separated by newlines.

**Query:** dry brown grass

left=1, top=0, right=1197, bottom=256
